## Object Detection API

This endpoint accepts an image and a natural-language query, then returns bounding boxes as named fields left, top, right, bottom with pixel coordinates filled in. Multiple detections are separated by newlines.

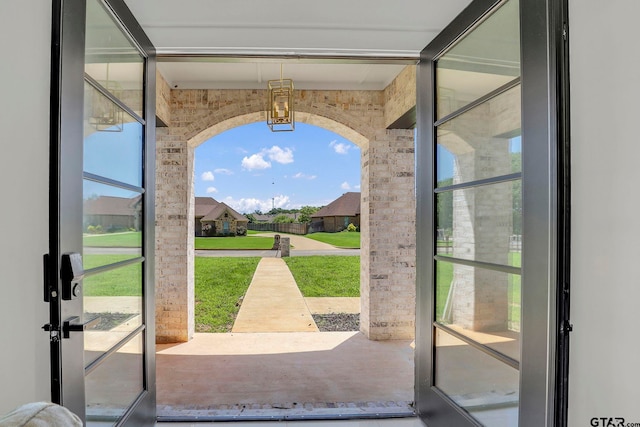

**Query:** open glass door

left=415, top=0, right=570, bottom=426
left=48, top=0, right=156, bottom=425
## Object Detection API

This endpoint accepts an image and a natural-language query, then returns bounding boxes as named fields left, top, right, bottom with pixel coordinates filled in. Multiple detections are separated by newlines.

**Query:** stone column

left=440, top=99, right=517, bottom=332
left=360, top=129, right=416, bottom=340
left=280, top=237, right=290, bottom=257
left=155, top=128, right=194, bottom=343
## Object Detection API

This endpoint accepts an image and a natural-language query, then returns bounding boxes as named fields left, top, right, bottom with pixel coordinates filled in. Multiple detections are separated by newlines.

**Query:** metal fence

left=247, top=222, right=311, bottom=235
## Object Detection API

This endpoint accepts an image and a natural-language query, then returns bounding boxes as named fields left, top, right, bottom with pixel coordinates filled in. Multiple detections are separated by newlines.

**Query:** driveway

left=195, top=232, right=361, bottom=257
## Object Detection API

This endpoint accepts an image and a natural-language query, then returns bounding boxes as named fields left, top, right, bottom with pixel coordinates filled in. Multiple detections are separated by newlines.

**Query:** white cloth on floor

left=0, top=402, right=82, bottom=426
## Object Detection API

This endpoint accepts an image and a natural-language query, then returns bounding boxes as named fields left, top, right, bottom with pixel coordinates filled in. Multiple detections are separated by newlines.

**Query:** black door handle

left=62, top=316, right=101, bottom=339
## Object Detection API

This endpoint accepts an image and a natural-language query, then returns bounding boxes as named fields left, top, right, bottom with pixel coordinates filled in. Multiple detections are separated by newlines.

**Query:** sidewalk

left=231, top=258, right=319, bottom=333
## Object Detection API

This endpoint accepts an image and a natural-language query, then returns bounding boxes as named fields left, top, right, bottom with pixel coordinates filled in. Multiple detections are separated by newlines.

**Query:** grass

left=83, top=231, right=141, bottom=247
left=195, top=236, right=275, bottom=250
left=82, top=254, right=142, bottom=296
left=305, top=231, right=360, bottom=249
left=284, top=255, right=360, bottom=297
left=194, top=257, right=261, bottom=332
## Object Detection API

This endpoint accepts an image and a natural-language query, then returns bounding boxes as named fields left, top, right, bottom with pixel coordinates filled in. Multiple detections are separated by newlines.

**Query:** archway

left=155, top=87, right=416, bottom=343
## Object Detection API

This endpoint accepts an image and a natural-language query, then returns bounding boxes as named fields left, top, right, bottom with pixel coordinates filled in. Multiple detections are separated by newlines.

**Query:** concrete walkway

left=252, top=232, right=337, bottom=251
left=232, top=258, right=319, bottom=333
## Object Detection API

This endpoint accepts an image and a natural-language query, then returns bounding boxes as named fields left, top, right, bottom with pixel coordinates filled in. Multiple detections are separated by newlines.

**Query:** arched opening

left=155, top=97, right=417, bottom=416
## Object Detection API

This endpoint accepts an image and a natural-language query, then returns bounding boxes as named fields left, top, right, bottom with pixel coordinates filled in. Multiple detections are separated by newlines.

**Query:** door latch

left=60, top=253, right=84, bottom=300
left=42, top=323, right=61, bottom=343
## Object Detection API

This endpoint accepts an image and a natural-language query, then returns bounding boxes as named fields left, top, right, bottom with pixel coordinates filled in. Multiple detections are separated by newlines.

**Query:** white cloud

left=241, top=145, right=294, bottom=171
left=330, top=140, right=351, bottom=155
left=201, top=171, right=215, bottom=181
left=241, top=153, right=271, bottom=171
left=223, top=194, right=291, bottom=213
left=206, top=187, right=218, bottom=194
left=355, top=184, right=361, bottom=190
left=341, top=181, right=351, bottom=190
left=293, top=172, right=317, bottom=180
left=265, top=146, right=294, bottom=164
left=214, top=168, right=233, bottom=175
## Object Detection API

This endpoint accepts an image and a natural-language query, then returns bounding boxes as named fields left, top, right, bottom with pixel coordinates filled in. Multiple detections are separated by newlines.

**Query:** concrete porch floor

left=156, top=331, right=415, bottom=419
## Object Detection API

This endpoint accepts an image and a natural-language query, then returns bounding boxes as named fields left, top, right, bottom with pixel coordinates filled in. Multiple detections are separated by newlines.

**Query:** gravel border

left=312, top=313, right=359, bottom=332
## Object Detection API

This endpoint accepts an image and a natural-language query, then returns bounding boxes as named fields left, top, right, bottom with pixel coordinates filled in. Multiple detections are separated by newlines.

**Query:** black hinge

left=562, top=23, right=568, bottom=41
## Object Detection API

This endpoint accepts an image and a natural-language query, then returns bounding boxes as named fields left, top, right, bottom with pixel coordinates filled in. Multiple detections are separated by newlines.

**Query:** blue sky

left=194, top=122, right=361, bottom=213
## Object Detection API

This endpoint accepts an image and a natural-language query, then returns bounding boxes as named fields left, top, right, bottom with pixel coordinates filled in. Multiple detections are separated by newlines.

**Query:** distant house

left=311, top=192, right=360, bottom=233
left=83, top=195, right=142, bottom=232
left=195, top=197, right=219, bottom=236
left=194, top=197, right=249, bottom=236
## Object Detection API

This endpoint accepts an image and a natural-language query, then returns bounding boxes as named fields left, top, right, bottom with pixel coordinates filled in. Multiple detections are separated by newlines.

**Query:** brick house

left=311, top=192, right=360, bottom=233
left=195, top=197, right=249, bottom=236
left=83, top=195, right=142, bottom=232
left=194, top=196, right=219, bottom=236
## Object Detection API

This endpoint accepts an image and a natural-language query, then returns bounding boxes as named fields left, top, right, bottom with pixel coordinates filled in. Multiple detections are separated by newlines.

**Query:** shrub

left=273, top=214, right=294, bottom=224
left=236, top=226, right=247, bottom=236
left=347, top=223, right=357, bottom=232
left=87, top=225, right=96, bottom=233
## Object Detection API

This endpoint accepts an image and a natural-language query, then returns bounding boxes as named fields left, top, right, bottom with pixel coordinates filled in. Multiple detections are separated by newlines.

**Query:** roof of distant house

left=311, top=192, right=360, bottom=218
left=195, top=196, right=219, bottom=217
left=201, top=202, right=248, bottom=222
left=84, top=195, right=141, bottom=216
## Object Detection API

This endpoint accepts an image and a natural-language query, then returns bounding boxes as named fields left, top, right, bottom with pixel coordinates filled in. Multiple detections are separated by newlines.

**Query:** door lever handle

left=62, top=316, right=101, bottom=339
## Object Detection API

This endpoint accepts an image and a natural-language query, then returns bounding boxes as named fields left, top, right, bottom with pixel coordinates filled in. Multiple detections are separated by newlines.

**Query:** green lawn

left=305, top=231, right=360, bottom=249
left=195, top=236, right=275, bottom=250
left=284, top=255, right=360, bottom=297
left=83, top=231, right=141, bottom=247
left=83, top=254, right=141, bottom=296
left=195, top=257, right=261, bottom=332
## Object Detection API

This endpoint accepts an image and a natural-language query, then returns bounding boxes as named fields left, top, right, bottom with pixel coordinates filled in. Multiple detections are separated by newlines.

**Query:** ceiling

left=122, top=0, right=472, bottom=90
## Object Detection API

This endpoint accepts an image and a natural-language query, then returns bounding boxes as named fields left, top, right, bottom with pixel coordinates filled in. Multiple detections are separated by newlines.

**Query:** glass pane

left=436, top=0, right=520, bottom=119
left=435, top=260, right=521, bottom=358
left=85, top=0, right=144, bottom=116
left=85, top=332, right=144, bottom=426
left=436, top=86, right=521, bottom=186
left=83, top=262, right=142, bottom=366
left=84, top=83, right=143, bottom=186
left=435, top=328, right=519, bottom=426
left=83, top=180, right=142, bottom=269
left=437, top=181, right=521, bottom=266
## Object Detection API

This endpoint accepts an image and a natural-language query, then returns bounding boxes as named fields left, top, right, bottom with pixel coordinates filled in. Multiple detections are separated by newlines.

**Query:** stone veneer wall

left=383, top=66, right=416, bottom=128
left=156, top=70, right=171, bottom=126
left=360, top=129, right=416, bottom=340
left=156, top=83, right=417, bottom=343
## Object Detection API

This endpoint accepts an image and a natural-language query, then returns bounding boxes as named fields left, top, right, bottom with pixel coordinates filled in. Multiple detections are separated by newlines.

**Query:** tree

left=272, top=214, right=294, bottom=223
left=297, top=205, right=320, bottom=223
